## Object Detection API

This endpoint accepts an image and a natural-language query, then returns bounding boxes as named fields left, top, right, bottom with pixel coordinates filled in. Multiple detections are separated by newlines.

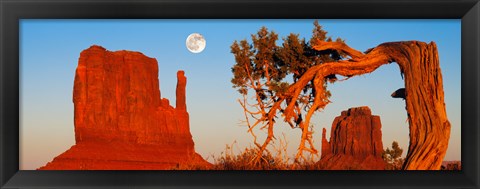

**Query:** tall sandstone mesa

left=317, top=106, right=386, bottom=170
left=39, top=45, right=210, bottom=170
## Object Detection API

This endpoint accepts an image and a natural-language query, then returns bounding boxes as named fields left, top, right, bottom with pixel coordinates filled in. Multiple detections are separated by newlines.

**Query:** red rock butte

left=317, top=106, right=386, bottom=170
left=39, top=45, right=211, bottom=170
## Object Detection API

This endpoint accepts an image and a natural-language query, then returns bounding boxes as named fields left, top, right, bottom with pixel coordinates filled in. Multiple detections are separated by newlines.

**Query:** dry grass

left=207, top=140, right=321, bottom=170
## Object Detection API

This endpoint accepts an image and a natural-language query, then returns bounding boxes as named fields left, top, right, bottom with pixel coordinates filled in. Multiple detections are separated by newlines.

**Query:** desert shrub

left=211, top=144, right=286, bottom=170
left=382, top=141, right=405, bottom=170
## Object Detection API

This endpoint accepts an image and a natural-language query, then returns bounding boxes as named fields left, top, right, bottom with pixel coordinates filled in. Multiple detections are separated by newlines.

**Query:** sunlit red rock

left=39, top=45, right=210, bottom=170
left=318, top=106, right=386, bottom=170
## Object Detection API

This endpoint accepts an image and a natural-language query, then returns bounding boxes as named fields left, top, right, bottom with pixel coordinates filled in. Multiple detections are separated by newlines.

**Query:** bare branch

left=311, top=40, right=365, bottom=59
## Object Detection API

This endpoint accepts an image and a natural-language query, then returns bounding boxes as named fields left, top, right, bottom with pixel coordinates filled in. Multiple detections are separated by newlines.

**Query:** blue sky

left=20, top=19, right=461, bottom=170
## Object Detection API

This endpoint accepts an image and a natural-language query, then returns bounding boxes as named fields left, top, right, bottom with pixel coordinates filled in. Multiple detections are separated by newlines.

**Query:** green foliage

left=382, top=141, right=405, bottom=170
left=231, top=40, right=254, bottom=95
left=230, top=20, right=345, bottom=125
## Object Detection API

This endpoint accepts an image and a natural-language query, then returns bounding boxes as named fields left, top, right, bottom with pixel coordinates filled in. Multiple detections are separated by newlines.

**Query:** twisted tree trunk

left=264, top=40, right=450, bottom=170
left=392, top=42, right=451, bottom=170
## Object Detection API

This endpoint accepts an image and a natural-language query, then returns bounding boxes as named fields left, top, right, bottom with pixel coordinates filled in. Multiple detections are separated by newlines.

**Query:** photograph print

left=20, top=19, right=461, bottom=170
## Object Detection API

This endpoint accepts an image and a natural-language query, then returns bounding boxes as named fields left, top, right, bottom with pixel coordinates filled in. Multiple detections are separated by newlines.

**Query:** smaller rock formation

left=317, top=106, right=386, bottom=170
left=441, top=161, right=461, bottom=170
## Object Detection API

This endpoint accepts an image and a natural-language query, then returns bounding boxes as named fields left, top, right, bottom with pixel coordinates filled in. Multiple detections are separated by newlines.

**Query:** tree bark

left=390, top=42, right=450, bottom=170
left=269, top=40, right=450, bottom=170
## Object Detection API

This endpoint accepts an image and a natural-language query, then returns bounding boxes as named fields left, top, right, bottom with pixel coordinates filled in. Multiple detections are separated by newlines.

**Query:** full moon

left=186, top=33, right=206, bottom=53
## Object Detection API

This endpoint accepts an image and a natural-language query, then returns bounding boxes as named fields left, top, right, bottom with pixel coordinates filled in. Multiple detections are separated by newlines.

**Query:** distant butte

left=39, top=45, right=211, bottom=170
left=317, top=106, right=386, bottom=170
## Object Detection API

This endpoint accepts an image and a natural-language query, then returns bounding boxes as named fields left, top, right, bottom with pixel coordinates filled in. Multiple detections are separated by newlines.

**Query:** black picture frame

left=1, top=0, right=479, bottom=188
